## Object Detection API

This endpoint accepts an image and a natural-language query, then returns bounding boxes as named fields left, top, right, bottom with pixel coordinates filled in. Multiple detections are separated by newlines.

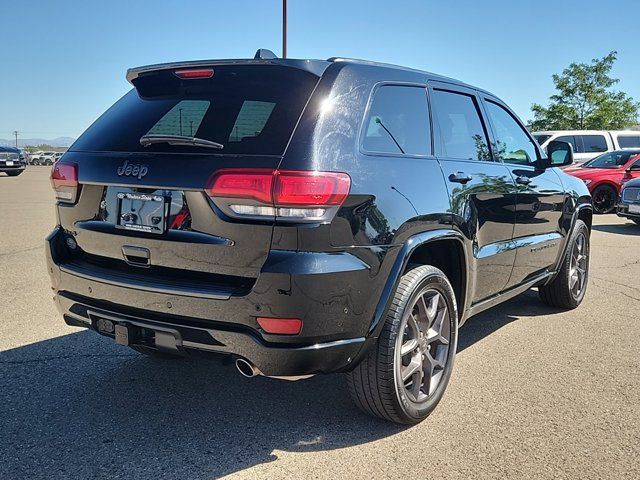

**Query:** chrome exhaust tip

left=235, top=358, right=259, bottom=378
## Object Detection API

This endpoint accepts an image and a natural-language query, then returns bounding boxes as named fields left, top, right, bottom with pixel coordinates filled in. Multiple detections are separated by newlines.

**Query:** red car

left=565, top=149, right=640, bottom=213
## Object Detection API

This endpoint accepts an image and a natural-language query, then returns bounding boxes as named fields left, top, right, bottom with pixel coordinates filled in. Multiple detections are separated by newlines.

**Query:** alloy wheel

left=396, top=288, right=451, bottom=402
left=569, top=232, right=588, bottom=298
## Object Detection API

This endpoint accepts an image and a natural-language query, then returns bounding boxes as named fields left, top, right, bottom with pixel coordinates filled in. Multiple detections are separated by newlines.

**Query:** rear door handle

left=515, top=175, right=532, bottom=186
left=448, top=172, right=473, bottom=184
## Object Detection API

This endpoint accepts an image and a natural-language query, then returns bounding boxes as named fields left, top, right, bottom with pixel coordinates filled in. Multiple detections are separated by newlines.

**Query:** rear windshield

left=71, top=65, right=319, bottom=155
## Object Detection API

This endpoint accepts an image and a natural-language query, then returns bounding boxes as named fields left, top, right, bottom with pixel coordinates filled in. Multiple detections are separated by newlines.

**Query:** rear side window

left=362, top=85, right=430, bottom=156
left=431, top=89, right=490, bottom=161
left=484, top=100, right=537, bottom=165
left=533, top=134, right=551, bottom=146
left=618, top=135, right=640, bottom=148
left=579, top=135, right=607, bottom=153
left=70, top=65, right=319, bottom=155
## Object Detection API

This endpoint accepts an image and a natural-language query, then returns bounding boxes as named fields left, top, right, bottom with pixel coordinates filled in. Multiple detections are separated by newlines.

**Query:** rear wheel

left=347, top=265, right=458, bottom=424
left=592, top=185, right=617, bottom=214
left=539, top=219, right=590, bottom=309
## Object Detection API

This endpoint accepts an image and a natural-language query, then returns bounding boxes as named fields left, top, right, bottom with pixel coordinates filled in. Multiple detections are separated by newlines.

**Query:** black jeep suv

left=46, top=52, right=592, bottom=424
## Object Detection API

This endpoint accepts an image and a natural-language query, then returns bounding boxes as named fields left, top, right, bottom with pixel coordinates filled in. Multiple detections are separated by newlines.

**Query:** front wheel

left=592, top=185, right=617, bottom=214
left=539, top=219, right=590, bottom=309
left=347, top=265, right=458, bottom=424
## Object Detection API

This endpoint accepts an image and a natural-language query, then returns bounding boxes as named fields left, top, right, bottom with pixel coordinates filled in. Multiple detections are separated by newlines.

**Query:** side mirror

left=544, top=140, right=574, bottom=168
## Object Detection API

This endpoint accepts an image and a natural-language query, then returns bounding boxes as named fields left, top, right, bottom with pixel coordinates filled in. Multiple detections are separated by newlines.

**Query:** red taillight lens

left=174, top=68, right=214, bottom=79
left=274, top=171, right=351, bottom=206
left=50, top=161, right=79, bottom=203
left=257, top=317, right=302, bottom=335
left=207, top=169, right=351, bottom=222
left=208, top=169, right=274, bottom=204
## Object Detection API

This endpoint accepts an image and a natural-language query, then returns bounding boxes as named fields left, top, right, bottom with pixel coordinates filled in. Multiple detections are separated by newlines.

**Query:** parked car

left=564, top=150, right=640, bottom=213
left=46, top=51, right=593, bottom=424
left=533, top=130, right=640, bottom=166
left=0, top=146, right=27, bottom=176
left=617, top=178, right=640, bottom=225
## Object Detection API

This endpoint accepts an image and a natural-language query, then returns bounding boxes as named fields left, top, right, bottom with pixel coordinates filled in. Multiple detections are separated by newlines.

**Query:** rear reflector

left=257, top=317, right=302, bottom=335
left=174, top=68, right=214, bottom=79
left=207, top=169, right=350, bottom=222
left=50, top=161, right=79, bottom=203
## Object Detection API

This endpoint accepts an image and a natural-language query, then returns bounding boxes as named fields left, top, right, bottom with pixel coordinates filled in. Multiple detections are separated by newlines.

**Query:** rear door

left=480, top=96, right=566, bottom=288
left=58, top=65, right=319, bottom=287
left=429, top=82, right=517, bottom=303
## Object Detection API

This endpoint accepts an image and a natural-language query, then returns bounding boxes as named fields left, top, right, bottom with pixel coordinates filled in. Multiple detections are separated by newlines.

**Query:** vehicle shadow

left=592, top=222, right=640, bottom=235
left=0, top=289, right=555, bottom=479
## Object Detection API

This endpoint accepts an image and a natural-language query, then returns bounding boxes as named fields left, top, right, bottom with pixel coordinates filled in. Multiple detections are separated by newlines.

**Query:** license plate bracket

left=116, top=192, right=168, bottom=235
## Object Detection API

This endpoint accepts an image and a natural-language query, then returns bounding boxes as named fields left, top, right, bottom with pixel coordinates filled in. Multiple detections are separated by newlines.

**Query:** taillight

left=174, top=68, right=214, bottom=79
left=206, top=169, right=351, bottom=222
left=50, top=161, right=79, bottom=203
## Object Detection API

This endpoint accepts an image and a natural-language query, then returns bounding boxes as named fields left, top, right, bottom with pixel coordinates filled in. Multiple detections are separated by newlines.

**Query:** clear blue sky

left=1, top=0, right=639, bottom=141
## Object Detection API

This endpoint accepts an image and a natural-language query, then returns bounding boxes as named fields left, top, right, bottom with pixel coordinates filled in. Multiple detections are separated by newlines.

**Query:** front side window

left=579, top=135, right=607, bottom=153
left=618, top=135, right=640, bottom=149
left=362, top=85, right=430, bottom=156
left=555, top=135, right=580, bottom=153
left=484, top=100, right=537, bottom=165
left=533, top=134, right=551, bottom=146
left=431, top=90, right=490, bottom=161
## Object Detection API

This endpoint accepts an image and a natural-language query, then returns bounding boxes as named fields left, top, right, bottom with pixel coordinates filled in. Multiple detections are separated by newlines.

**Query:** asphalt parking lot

left=1, top=167, right=639, bottom=479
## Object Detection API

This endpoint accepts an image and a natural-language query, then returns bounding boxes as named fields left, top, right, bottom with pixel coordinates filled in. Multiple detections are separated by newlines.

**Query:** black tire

left=539, top=219, right=590, bottom=309
left=592, top=184, right=617, bottom=214
left=130, top=345, right=184, bottom=359
left=346, top=265, right=458, bottom=424
left=6, top=171, right=23, bottom=177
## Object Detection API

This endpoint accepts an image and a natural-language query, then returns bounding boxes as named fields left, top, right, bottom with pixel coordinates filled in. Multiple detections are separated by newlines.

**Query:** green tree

left=529, top=51, right=639, bottom=131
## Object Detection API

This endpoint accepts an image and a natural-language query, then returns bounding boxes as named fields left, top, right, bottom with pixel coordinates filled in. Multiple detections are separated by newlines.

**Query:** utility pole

left=12, top=131, right=18, bottom=148
left=282, top=0, right=287, bottom=59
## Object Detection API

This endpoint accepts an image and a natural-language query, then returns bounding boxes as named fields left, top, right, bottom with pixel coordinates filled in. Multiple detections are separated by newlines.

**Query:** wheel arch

left=368, top=229, right=469, bottom=338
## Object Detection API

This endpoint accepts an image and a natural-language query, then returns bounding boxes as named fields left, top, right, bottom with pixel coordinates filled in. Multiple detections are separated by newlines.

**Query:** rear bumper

left=46, top=227, right=378, bottom=376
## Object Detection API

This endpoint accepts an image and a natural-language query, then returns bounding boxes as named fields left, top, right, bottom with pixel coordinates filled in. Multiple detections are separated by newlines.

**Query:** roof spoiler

left=126, top=49, right=330, bottom=84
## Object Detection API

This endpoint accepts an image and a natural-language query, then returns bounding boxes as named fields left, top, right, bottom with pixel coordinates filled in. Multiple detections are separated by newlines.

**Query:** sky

left=1, top=0, right=639, bottom=141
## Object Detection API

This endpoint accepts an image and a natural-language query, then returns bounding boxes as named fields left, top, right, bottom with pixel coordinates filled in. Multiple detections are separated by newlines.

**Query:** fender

left=367, top=229, right=467, bottom=338
left=546, top=201, right=593, bottom=283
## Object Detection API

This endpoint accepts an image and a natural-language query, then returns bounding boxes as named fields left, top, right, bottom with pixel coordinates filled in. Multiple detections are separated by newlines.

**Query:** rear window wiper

left=140, top=134, right=224, bottom=150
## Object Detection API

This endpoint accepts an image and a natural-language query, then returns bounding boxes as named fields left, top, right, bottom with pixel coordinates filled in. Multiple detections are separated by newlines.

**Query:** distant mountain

left=0, top=137, right=76, bottom=148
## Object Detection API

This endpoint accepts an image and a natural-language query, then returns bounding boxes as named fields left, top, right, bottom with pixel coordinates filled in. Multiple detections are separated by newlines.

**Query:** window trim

left=481, top=96, right=542, bottom=167
left=359, top=81, right=434, bottom=159
left=428, top=82, right=496, bottom=162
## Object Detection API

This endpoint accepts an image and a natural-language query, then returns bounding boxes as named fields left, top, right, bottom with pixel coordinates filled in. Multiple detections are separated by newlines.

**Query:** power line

left=12, top=131, right=18, bottom=148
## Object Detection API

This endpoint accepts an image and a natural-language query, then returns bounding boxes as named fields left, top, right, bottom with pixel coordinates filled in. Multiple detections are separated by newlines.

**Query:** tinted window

left=362, top=85, right=430, bottom=155
left=618, top=135, right=640, bottom=148
left=584, top=151, right=638, bottom=168
left=485, top=100, right=537, bottom=165
left=579, top=135, right=607, bottom=153
left=71, top=65, right=318, bottom=155
left=431, top=90, right=490, bottom=160
left=533, top=134, right=551, bottom=145
left=555, top=135, right=579, bottom=153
